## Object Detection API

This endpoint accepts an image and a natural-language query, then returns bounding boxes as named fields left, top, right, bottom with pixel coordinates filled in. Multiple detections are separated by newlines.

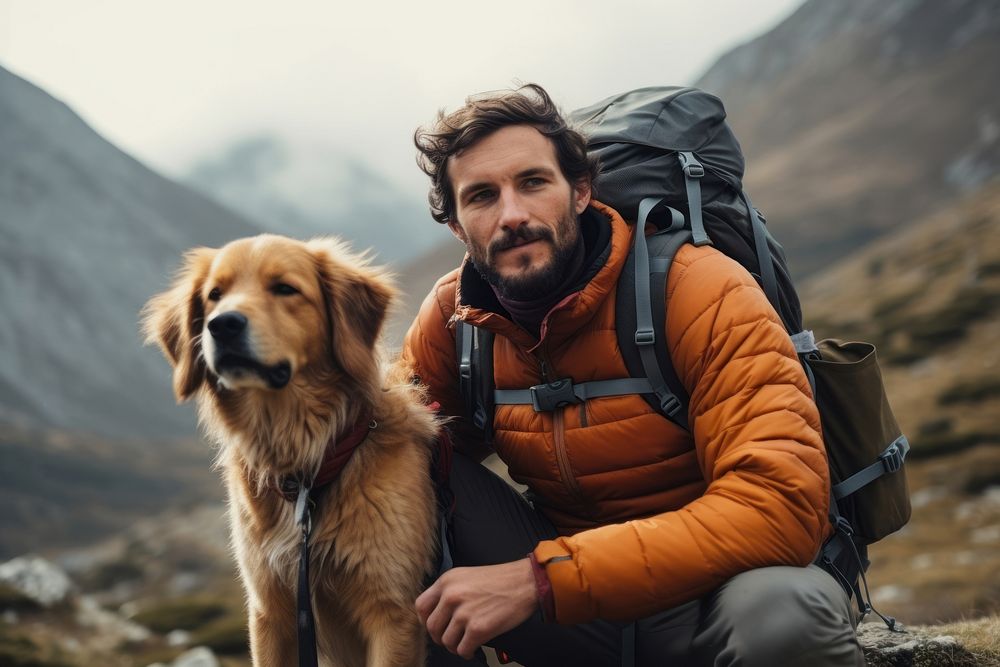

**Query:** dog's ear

left=142, top=247, right=216, bottom=402
left=309, top=238, right=396, bottom=381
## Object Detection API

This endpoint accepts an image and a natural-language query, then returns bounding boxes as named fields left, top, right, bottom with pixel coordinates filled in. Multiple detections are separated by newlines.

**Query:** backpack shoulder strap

left=616, top=198, right=692, bottom=431
left=456, top=320, right=495, bottom=442
left=459, top=197, right=694, bottom=436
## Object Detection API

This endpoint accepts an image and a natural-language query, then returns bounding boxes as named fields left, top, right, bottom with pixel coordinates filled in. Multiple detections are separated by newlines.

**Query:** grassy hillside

left=0, top=423, right=220, bottom=559
left=800, top=181, right=1000, bottom=624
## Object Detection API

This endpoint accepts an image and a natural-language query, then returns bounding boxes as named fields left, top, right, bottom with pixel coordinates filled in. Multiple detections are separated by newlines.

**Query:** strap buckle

left=530, top=378, right=580, bottom=412
left=880, top=443, right=904, bottom=474
left=678, top=151, right=705, bottom=178
left=634, top=327, right=655, bottom=346
left=833, top=516, right=854, bottom=537
left=659, top=394, right=682, bottom=418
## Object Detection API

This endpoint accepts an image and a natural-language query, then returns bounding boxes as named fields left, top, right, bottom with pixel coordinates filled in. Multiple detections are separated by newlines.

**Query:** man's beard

left=467, top=209, right=580, bottom=301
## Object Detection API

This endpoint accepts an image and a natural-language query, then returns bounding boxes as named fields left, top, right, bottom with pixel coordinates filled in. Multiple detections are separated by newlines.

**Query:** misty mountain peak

left=184, top=133, right=441, bottom=261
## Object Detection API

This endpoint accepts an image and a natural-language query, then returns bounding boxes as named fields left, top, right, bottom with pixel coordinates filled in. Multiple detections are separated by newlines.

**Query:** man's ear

left=446, top=220, right=469, bottom=244
left=573, top=178, right=592, bottom=214
left=141, top=248, right=215, bottom=402
left=309, top=239, right=397, bottom=382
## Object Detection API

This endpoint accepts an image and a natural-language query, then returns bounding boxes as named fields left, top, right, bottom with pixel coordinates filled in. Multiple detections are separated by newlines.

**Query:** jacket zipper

left=538, top=351, right=588, bottom=510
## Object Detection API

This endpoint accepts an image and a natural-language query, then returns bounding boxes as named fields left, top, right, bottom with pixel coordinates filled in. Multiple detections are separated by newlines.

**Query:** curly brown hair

left=413, top=83, right=599, bottom=224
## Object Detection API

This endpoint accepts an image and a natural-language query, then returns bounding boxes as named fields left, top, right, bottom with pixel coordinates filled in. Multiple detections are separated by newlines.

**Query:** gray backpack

left=456, top=86, right=909, bottom=629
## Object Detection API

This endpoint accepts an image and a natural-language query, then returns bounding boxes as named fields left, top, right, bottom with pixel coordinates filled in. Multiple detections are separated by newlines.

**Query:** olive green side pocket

left=806, top=339, right=911, bottom=544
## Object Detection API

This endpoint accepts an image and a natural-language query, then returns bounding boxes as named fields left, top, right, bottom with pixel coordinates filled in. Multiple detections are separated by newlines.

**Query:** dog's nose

left=208, top=311, right=248, bottom=342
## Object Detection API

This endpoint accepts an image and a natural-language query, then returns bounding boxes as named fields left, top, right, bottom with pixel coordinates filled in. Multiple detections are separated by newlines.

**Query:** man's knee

left=694, top=565, right=863, bottom=667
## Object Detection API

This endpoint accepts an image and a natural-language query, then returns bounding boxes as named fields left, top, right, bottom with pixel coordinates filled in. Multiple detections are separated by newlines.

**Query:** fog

left=1, top=0, right=802, bottom=196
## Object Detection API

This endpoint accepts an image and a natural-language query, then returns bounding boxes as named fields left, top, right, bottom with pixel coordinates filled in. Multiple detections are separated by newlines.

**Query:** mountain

left=1, top=0, right=998, bottom=634
left=384, top=239, right=467, bottom=347
left=0, top=64, right=262, bottom=439
left=694, top=0, right=1000, bottom=277
left=184, top=134, right=439, bottom=263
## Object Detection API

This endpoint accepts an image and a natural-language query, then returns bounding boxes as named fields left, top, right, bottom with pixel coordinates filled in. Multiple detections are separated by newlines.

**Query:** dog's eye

left=208, top=287, right=222, bottom=301
left=272, top=283, right=299, bottom=296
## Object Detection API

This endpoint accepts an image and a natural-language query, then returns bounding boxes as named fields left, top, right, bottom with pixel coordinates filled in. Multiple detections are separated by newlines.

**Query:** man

left=402, top=84, right=863, bottom=666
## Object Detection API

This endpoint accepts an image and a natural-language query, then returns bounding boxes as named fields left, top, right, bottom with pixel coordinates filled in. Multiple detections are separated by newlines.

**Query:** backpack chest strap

left=494, top=377, right=656, bottom=412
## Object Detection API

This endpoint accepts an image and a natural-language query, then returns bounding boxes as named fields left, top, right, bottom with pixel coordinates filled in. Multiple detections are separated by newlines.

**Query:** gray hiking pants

left=428, top=454, right=865, bottom=667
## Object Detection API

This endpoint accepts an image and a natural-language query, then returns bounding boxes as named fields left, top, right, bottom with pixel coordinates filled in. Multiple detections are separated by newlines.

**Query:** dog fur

left=143, top=234, right=439, bottom=667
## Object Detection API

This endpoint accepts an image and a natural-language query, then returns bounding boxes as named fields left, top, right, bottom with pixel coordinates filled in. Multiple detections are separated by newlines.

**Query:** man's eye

left=208, top=287, right=222, bottom=301
left=524, top=177, right=545, bottom=187
left=272, top=283, right=299, bottom=296
left=469, top=190, right=494, bottom=203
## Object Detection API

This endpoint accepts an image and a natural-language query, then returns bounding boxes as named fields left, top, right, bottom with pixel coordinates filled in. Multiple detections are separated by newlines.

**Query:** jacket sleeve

left=399, top=271, right=493, bottom=462
left=532, top=247, right=830, bottom=623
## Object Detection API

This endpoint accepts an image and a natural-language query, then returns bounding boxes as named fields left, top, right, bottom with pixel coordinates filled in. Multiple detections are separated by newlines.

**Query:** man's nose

left=497, top=188, right=529, bottom=230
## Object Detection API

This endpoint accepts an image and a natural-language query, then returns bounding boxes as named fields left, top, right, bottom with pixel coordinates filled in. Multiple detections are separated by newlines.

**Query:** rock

left=75, top=595, right=152, bottom=649
left=0, top=555, right=73, bottom=606
left=170, top=647, right=220, bottom=667
left=166, top=628, right=192, bottom=647
left=859, top=622, right=980, bottom=666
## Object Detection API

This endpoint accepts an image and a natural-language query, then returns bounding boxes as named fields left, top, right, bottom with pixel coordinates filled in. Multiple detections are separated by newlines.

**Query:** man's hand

left=416, top=559, right=538, bottom=659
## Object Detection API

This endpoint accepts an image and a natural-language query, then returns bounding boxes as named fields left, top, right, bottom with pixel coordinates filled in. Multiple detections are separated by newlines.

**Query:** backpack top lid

left=570, top=85, right=804, bottom=337
left=568, top=87, right=746, bottom=224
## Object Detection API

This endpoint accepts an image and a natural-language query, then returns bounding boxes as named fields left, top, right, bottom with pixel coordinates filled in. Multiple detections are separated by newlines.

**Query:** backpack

left=455, top=86, right=910, bottom=629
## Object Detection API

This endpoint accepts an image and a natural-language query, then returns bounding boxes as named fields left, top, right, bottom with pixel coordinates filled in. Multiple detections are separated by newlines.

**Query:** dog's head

left=142, top=235, right=395, bottom=402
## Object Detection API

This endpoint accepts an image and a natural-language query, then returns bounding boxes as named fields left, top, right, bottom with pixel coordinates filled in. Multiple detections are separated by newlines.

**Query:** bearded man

left=402, top=84, right=864, bottom=667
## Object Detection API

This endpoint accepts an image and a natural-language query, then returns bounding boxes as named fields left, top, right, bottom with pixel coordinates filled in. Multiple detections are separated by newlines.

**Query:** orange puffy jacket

left=401, top=202, right=830, bottom=624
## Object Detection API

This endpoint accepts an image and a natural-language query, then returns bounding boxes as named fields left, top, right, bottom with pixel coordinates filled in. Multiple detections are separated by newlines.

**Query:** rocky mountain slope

left=695, top=0, right=1000, bottom=276
left=0, top=64, right=262, bottom=439
left=798, top=181, right=1000, bottom=625
left=0, top=64, right=247, bottom=559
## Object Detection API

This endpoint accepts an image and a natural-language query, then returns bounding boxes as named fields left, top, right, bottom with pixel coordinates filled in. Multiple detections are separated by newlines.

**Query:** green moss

left=979, top=259, right=1000, bottom=277
left=872, top=289, right=921, bottom=321
left=909, top=431, right=1000, bottom=460
left=939, top=377, right=1000, bottom=405
left=867, top=257, right=886, bottom=278
left=881, top=344, right=931, bottom=367
left=0, top=583, right=41, bottom=612
left=917, top=417, right=953, bottom=437
left=877, top=285, right=1000, bottom=365
left=79, top=559, right=144, bottom=592
left=190, top=614, right=249, bottom=655
left=132, top=597, right=228, bottom=633
left=963, top=467, right=1000, bottom=495
left=0, top=630, right=74, bottom=667
left=925, top=248, right=965, bottom=275
left=121, top=645, right=183, bottom=666
left=909, top=316, right=970, bottom=347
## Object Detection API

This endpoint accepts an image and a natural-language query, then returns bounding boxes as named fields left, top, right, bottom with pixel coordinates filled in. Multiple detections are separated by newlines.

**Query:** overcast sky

left=0, top=0, right=803, bottom=196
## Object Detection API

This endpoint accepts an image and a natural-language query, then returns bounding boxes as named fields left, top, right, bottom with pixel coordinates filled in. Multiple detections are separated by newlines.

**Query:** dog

left=143, top=234, right=440, bottom=667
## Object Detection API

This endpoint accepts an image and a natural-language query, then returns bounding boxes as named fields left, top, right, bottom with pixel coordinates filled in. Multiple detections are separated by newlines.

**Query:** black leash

left=294, top=482, right=319, bottom=667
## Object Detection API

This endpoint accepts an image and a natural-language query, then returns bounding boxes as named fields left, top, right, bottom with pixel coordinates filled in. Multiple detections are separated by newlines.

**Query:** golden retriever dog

left=143, top=234, right=439, bottom=667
